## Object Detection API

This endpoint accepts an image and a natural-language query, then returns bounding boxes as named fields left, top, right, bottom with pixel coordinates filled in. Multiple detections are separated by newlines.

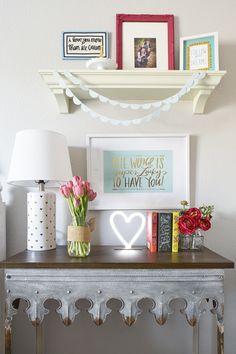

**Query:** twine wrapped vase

left=67, top=218, right=95, bottom=257
left=67, top=225, right=91, bottom=257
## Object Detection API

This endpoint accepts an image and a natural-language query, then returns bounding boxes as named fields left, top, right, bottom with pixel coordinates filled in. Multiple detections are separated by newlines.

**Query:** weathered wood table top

left=1, top=245, right=234, bottom=269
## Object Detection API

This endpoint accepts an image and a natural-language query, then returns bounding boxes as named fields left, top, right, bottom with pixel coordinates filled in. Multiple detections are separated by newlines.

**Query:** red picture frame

left=116, top=14, right=175, bottom=70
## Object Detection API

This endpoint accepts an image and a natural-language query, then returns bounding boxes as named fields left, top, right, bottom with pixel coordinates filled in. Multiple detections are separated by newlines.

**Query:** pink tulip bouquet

left=59, top=176, right=97, bottom=257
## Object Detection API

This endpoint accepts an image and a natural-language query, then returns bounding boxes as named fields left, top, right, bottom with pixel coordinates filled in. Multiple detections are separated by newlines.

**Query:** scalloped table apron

left=1, top=246, right=234, bottom=354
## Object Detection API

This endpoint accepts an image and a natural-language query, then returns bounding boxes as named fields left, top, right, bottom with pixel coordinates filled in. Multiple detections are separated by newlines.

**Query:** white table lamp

left=8, top=129, right=72, bottom=251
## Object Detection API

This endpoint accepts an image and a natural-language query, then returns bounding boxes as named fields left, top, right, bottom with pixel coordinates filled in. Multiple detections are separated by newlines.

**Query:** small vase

left=67, top=225, right=91, bottom=257
left=179, top=234, right=192, bottom=250
left=190, top=229, right=204, bottom=250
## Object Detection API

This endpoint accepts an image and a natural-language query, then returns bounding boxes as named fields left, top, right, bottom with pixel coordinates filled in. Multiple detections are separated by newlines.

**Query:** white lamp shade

left=8, top=129, right=73, bottom=187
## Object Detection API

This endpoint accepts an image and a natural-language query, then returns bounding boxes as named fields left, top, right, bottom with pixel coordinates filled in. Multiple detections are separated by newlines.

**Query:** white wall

left=0, top=0, right=236, bottom=353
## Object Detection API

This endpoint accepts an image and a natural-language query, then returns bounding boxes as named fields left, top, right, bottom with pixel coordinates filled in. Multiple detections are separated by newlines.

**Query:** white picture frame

left=86, top=134, right=190, bottom=210
left=180, top=32, right=219, bottom=71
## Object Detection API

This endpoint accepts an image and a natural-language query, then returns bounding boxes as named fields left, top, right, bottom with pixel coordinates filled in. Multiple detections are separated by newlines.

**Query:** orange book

left=146, top=212, right=157, bottom=253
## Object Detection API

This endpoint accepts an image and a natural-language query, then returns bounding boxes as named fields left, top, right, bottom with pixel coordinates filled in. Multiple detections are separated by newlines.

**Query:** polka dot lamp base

left=27, top=192, right=56, bottom=251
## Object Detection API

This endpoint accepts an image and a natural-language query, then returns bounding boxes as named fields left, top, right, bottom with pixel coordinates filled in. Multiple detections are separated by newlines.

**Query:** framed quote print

left=62, top=31, right=108, bottom=60
left=180, top=32, right=219, bottom=70
left=86, top=134, right=190, bottom=210
left=116, top=14, right=175, bottom=70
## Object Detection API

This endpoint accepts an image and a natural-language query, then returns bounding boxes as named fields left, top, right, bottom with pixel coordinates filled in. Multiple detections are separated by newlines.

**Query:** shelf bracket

left=193, top=89, right=212, bottom=114
left=51, top=89, right=70, bottom=114
left=39, top=70, right=226, bottom=115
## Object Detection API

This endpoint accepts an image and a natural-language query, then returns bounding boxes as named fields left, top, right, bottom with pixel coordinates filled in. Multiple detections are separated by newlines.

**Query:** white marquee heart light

left=109, top=211, right=146, bottom=249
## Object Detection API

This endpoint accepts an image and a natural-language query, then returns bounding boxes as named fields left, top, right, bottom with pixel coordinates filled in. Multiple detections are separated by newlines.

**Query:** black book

left=157, top=212, right=173, bottom=252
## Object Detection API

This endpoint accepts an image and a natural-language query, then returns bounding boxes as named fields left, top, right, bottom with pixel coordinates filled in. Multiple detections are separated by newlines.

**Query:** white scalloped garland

left=54, top=71, right=206, bottom=126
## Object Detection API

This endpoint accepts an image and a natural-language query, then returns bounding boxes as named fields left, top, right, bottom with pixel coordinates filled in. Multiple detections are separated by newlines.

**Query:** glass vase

left=179, top=230, right=204, bottom=251
left=190, top=229, right=204, bottom=250
left=67, top=225, right=91, bottom=257
left=179, top=234, right=192, bottom=250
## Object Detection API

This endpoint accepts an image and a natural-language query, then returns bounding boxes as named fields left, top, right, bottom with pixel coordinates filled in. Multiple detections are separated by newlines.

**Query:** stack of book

left=146, top=211, right=180, bottom=253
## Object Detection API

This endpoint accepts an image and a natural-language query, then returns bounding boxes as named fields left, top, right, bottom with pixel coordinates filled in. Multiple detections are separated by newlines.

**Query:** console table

left=0, top=246, right=234, bottom=354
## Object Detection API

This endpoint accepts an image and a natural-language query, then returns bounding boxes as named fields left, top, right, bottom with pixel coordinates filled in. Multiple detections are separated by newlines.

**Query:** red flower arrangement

left=178, top=201, right=214, bottom=235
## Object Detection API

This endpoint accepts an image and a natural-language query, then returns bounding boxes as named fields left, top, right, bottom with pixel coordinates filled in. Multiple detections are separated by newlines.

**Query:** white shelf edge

left=39, top=70, right=226, bottom=114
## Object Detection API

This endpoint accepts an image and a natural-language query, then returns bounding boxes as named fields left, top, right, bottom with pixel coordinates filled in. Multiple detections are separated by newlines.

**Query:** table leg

left=4, top=299, right=20, bottom=354
left=211, top=299, right=224, bottom=354
left=0, top=270, right=4, bottom=354
left=36, top=323, right=43, bottom=354
left=193, top=322, right=199, bottom=354
left=217, top=322, right=224, bottom=354
left=5, top=318, right=12, bottom=354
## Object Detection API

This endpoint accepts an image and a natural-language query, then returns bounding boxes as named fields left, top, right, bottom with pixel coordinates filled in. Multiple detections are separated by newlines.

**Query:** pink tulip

left=88, top=190, right=97, bottom=201
left=72, top=176, right=82, bottom=186
left=59, top=185, right=71, bottom=198
left=73, top=198, right=80, bottom=208
left=83, top=181, right=91, bottom=194
left=73, top=184, right=84, bottom=198
left=59, top=176, right=97, bottom=223
left=59, top=185, right=64, bottom=196
left=66, top=181, right=73, bottom=189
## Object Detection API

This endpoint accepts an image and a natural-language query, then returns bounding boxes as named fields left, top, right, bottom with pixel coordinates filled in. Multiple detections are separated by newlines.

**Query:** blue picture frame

left=180, top=32, right=219, bottom=71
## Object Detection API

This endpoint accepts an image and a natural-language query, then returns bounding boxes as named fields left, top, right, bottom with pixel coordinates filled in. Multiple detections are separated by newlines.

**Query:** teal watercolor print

left=104, top=150, right=173, bottom=193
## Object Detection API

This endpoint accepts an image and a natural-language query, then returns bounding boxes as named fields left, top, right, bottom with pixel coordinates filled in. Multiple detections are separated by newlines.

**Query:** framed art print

left=62, top=32, right=108, bottom=59
left=116, top=14, right=175, bottom=70
left=180, top=32, right=219, bottom=70
left=87, top=134, right=190, bottom=210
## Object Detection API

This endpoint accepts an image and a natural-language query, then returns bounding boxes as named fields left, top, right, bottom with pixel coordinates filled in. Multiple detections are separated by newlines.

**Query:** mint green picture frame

left=180, top=32, right=219, bottom=71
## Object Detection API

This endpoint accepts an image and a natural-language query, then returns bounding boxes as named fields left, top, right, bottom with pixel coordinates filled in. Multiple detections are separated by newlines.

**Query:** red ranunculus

left=199, top=218, right=211, bottom=231
left=178, top=215, right=196, bottom=235
left=185, top=208, right=201, bottom=222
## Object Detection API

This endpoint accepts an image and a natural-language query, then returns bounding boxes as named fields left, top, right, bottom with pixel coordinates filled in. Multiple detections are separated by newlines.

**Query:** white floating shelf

left=39, top=70, right=226, bottom=114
